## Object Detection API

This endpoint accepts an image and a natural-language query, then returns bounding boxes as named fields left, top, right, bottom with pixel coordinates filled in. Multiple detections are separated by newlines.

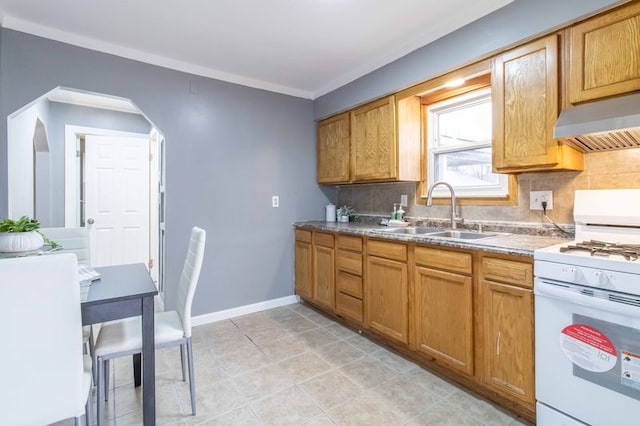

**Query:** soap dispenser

left=392, top=203, right=398, bottom=220
left=397, top=204, right=405, bottom=221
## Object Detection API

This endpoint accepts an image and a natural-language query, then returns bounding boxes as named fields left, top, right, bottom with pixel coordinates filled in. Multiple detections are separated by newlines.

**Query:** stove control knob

left=595, top=271, right=612, bottom=288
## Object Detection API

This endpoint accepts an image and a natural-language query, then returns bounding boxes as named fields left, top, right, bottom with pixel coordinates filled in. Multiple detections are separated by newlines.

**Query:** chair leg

left=97, top=357, right=105, bottom=426
left=85, top=392, right=93, bottom=426
left=186, top=338, right=196, bottom=415
left=103, top=359, right=110, bottom=402
left=180, top=343, right=187, bottom=381
left=88, top=326, right=96, bottom=384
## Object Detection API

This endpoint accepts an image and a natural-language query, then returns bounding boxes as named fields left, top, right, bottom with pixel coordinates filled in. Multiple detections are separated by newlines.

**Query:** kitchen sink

left=380, top=227, right=440, bottom=235
left=428, top=230, right=498, bottom=240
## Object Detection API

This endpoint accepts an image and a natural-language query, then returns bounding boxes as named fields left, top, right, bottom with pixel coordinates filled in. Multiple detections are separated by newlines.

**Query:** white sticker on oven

left=560, top=324, right=617, bottom=372
left=621, top=351, right=640, bottom=391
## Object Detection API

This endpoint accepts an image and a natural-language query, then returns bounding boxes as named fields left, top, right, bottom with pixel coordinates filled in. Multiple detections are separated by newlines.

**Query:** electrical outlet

left=530, top=190, right=553, bottom=211
left=272, top=195, right=279, bottom=208
left=400, top=194, right=408, bottom=207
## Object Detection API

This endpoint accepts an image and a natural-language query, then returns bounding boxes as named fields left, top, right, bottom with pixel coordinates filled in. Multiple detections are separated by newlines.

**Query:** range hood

left=553, top=92, right=640, bottom=152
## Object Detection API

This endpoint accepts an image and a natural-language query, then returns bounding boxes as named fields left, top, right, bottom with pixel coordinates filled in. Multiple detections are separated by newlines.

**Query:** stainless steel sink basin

left=428, top=230, right=498, bottom=240
left=380, top=227, right=440, bottom=235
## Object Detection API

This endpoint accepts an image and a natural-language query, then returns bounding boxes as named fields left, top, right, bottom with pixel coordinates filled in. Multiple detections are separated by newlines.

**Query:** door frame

left=64, top=125, right=165, bottom=293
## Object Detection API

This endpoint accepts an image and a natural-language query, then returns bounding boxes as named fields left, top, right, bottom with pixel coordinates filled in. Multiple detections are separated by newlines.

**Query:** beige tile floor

left=56, top=302, right=529, bottom=425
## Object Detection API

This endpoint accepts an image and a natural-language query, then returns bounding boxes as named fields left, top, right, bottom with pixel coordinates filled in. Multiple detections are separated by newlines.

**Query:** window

left=426, top=88, right=509, bottom=199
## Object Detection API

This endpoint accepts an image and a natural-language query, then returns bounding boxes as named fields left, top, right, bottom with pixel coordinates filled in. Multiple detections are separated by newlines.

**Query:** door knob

left=87, top=218, right=95, bottom=225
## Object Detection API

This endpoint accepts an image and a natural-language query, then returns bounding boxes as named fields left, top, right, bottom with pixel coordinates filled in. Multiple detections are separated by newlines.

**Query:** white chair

left=0, top=253, right=93, bottom=426
left=40, top=227, right=96, bottom=371
left=39, top=227, right=91, bottom=265
left=94, top=226, right=206, bottom=422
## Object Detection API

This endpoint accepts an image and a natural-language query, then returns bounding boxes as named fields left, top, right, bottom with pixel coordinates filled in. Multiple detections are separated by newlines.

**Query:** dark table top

left=83, top=263, right=157, bottom=306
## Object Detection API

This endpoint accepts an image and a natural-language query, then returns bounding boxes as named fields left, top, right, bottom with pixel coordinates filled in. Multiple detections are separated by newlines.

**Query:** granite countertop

left=294, top=221, right=570, bottom=257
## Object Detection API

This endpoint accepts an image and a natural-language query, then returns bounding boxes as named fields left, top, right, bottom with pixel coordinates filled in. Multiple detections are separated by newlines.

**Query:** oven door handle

left=535, top=280, right=640, bottom=317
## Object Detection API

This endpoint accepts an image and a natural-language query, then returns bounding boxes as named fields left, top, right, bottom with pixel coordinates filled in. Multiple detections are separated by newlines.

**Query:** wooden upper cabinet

left=351, top=96, right=398, bottom=181
left=568, top=1, right=640, bottom=104
left=492, top=34, right=583, bottom=173
left=316, top=95, right=420, bottom=184
left=317, top=112, right=351, bottom=184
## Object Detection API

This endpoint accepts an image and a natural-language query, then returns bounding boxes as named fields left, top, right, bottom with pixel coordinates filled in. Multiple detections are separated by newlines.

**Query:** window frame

left=426, top=87, right=508, bottom=199
left=408, top=69, right=517, bottom=206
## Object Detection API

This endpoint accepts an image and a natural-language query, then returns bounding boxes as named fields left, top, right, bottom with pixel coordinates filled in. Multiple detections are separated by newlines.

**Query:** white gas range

left=534, top=189, right=640, bottom=425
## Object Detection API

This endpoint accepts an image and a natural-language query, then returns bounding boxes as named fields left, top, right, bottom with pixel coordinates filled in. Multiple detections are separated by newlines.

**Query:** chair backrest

left=176, top=226, right=206, bottom=337
left=0, top=253, right=85, bottom=425
left=39, top=227, right=91, bottom=265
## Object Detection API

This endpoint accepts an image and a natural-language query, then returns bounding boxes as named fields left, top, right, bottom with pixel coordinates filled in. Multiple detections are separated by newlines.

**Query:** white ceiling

left=0, top=0, right=513, bottom=99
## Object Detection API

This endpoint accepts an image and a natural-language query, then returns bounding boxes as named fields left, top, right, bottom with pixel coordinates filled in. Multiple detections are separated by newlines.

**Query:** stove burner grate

left=559, top=240, right=640, bottom=261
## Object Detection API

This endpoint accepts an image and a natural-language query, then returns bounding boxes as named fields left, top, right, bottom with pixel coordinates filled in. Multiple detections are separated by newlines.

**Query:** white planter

left=0, top=231, right=44, bottom=253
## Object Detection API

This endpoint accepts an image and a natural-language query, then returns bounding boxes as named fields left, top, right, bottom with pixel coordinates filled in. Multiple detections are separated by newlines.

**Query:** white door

left=84, top=135, right=150, bottom=267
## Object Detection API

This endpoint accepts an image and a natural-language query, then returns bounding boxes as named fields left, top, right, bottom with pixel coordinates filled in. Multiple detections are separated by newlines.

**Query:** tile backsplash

left=337, top=149, right=640, bottom=225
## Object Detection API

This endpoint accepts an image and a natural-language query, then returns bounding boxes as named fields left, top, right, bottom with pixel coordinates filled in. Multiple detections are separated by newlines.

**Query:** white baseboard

left=191, top=295, right=300, bottom=327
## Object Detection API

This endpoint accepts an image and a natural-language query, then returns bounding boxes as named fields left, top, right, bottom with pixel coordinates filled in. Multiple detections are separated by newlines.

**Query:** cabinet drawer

left=337, top=250, right=362, bottom=276
left=336, top=271, right=363, bottom=299
left=336, top=291, right=363, bottom=322
left=367, top=240, right=407, bottom=262
left=295, top=229, right=311, bottom=243
left=415, top=246, right=472, bottom=275
left=313, top=232, right=334, bottom=248
left=482, top=257, right=533, bottom=288
left=337, top=235, right=363, bottom=252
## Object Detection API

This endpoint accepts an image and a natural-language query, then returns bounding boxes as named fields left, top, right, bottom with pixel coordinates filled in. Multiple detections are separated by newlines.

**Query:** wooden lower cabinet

left=294, top=233, right=313, bottom=299
left=335, top=235, right=364, bottom=323
left=294, top=228, right=536, bottom=421
left=481, top=280, right=535, bottom=406
left=313, top=245, right=335, bottom=311
left=366, top=255, right=409, bottom=344
left=414, top=266, right=474, bottom=375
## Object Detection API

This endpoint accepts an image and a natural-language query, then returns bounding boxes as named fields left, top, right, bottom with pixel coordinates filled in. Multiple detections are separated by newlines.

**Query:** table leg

left=133, top=353, right=142, bottom=387
left=141, top=296, right=155, bottom=425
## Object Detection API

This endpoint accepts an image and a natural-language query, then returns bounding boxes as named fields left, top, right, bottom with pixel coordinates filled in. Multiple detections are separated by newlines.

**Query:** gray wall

left=314, top=0, right=624, bottom=119
left=0, top=29, right=333, bottom=315
left=46, top=102, right=152, bottom=226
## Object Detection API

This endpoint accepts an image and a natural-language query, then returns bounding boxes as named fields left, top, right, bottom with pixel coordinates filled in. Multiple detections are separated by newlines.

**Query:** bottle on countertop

left=397, top=204, right=405, bottom=220
left=392, top=203, right=398, bottom=220
left=325, top=204, right=336, bottom=222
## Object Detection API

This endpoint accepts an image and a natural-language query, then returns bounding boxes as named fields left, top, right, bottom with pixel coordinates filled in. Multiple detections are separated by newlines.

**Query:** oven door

left=535, top=278, right=640, bottom=426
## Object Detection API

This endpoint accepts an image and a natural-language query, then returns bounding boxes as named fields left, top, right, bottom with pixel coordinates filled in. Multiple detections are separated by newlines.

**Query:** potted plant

left=0, top=216, right=51, bottom=253
left=336, top=205, right=355, bottom=223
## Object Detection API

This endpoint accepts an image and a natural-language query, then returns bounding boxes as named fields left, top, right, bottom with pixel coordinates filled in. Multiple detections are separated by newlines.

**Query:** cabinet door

left=366, top=255, right=408, bottom=344
left=482, top=281, right=535, bottom=405
left=313, top=245, right=335, bottom=311
left=295, top=240, right=313, bottom=299
left=569, top=2, right=640, bottom=103
left=492, top=35, right=564, bottom=171
left=415, top=267, right=473, bottom=375
left=351, top=96, right=397, bottom=181
left=317, top=112, right=351, bottom=184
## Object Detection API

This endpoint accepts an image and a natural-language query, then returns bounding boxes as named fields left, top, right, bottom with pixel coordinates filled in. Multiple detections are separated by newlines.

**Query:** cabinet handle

left=496, top=331, right=502, bottom=356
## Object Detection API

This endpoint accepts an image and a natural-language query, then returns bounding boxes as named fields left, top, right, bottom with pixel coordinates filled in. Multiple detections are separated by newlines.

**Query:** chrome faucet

left=426, top=181, right=460, bottom=230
